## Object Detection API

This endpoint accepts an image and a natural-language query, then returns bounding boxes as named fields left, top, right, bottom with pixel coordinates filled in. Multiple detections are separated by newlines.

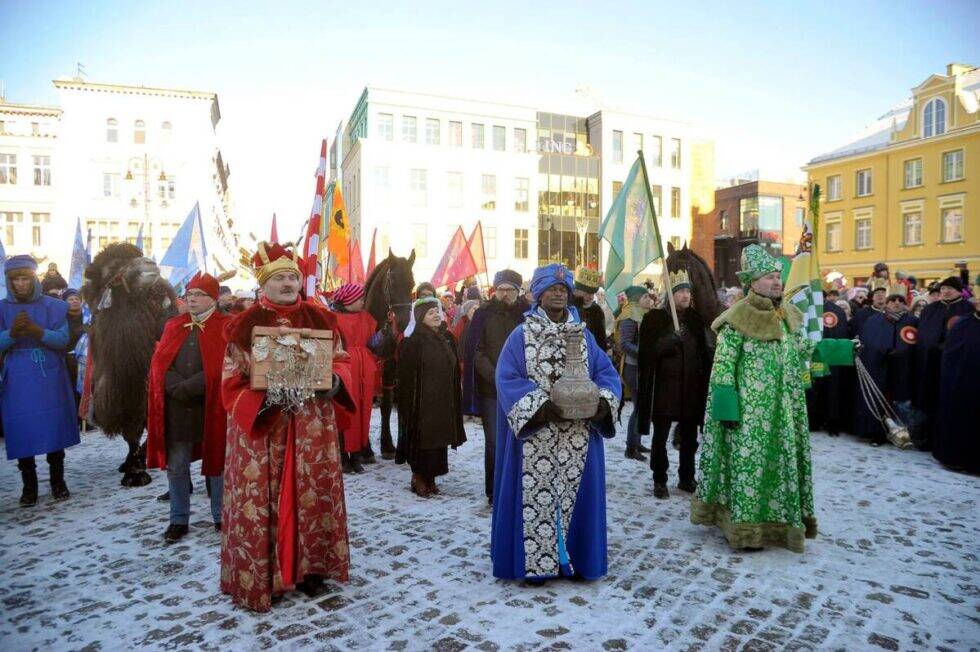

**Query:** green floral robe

left=691, top=291, right=852, bottom=553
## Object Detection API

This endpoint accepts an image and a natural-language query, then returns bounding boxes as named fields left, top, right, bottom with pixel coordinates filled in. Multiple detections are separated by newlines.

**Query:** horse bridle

left=382, top=267, right=412, bottom=329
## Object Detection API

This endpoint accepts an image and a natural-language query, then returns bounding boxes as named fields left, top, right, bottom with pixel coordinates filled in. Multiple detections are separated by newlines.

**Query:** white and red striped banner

left=302, top=139, right=327, bottom=298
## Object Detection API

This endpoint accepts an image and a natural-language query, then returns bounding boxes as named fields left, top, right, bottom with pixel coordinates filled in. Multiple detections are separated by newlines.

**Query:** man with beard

left=636, top=270, right=711, bottom=499
left=465, top=269, right=525, bottom=504
left=572, top=267, right=609, bottom=354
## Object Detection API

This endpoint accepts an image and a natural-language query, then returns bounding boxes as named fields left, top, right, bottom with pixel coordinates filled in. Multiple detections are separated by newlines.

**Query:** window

left=514, top=228, right=529, bottom=259
left=670, top=138, right=681, bottom=169
left=942, top=149, right=965, bottom=182
left=632, top=132, right=643, bottom=154
left=447, top=172, right=463, bottom=208
left=650, top=185, right=662, bottom=217
left=401, top=116, right=417, bottom=143
left=103, top=172, right=120, bottom=197
left=669, top=236, right=681, bottom=250
left=134, top=120, right=146, bottom=144
left=514, top=128, right=527, bottom=153
left=612, top=181, right=623, bottom=202
left=32, top=155, right=51, bottom=186
left=923, top=98, right=946, bottom=138
left=1, top=212, right=19, bottom=245
left=412, top=224, right=428, bottom=257
left=0, top=120, right=6, bottom=133
left=449, top=121, right=463, bottom=147
left=481, top=174, right=496, bottom=210
left=161, top=121, right=172, bottom=142
left=856, top=169, right=872, bottom=197
left=379, top=223, right=390, bottom=255
left=670, top=187, right=681, bottom=218
left=514, top=177, right=529, bottom=211
left=31, top=213, right=49, bottom=247
left=377, top=113, right=393, bottom=141
left=855, top=217, right=872, bottom=250
left=485, top=227, right=497, bottom=258
left=904, top=159, right=923, bottom=188
left=903, top=211, right=922, bottom=245
left=425, top=118, right=440, bottom=145
left=795, top=207, right=805, bottom=227
left=31, top=122, right=39, bottom=136
left=650, top=136, right=662, bottom=167
left=0, top=153, right=16, bottom=184
left=612, top=130, right=623, bottom=163
left=827, top=175, right=842, bottom=200
left=374, top=166, right=390, bottom=203
left=493, top=125, right=505, bottom=151
left=719, top=209, right=729, bottom=230
left=942, top=206, right=963, bottom=242
left=741, top=196, right=783, bottom=255
left=410, top=169, right=427, bottom=206
left=106, top=118, right=118, bottom=142
left=167, top=176, right=176, bottom=200
left=472, top=123, right=485, bottom=148
left=826, top=220, right=842, bottom=252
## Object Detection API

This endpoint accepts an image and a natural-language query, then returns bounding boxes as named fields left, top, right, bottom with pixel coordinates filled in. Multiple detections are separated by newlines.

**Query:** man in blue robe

left=491, top=264, right=621, bottom=583
left=0, top=255, right=80, bottom=506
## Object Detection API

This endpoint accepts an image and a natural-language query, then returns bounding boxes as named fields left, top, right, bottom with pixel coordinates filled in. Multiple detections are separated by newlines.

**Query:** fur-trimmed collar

left=710, top=290, right=803, bottom=341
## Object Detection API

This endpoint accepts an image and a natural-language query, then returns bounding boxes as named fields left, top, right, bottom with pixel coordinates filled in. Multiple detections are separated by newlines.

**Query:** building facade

left=803, top=63, right=979, bottom=286
left=341, top=87, right=706, bottom=284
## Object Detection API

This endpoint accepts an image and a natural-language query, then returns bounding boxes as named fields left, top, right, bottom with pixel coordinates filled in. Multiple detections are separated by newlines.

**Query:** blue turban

left=530, top=264, right=574, bottom=304
left=4, top=255, right=38, bottom=275
left=492, top=269, right=523, bottom=290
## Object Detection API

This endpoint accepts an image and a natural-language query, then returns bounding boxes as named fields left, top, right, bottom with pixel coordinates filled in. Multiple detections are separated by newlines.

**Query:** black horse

left=665, top=242, right=722, bottom=343
left=364, top=249, right=416, bottom=459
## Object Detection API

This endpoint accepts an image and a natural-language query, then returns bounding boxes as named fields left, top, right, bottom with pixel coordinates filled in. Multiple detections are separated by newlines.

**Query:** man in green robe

left=692, top=245, right=853, bottom=553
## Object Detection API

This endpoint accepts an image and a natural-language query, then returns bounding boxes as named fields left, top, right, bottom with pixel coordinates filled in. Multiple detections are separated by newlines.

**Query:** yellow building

left=803, top=63, right=979, bottom=285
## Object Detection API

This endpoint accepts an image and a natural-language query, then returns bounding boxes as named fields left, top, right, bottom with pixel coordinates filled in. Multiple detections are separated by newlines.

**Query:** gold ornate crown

left=887, top=283, right=907, bottom=298
left=669, top=269, right=692, bottom=292
left=869, top=278, right=889, bottom=292
left=574, top=266, right=603, bottom=291
left=253, top=241, right=301, bottom=286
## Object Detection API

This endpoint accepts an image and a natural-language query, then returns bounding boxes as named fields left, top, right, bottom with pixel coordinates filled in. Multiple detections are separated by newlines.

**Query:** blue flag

left=159, top=202, right=209, bottom=290
left=135, top=223, right=145, bottom=254
left=69, top=218, right=89, bottom=289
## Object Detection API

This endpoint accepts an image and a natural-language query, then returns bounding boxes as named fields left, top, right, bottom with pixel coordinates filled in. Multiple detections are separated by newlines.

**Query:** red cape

left=146, top=310, right=231, bottom=476
left=332, top=310, right=379, bottom=452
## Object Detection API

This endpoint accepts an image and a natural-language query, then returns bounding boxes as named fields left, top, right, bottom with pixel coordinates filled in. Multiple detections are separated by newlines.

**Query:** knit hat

left=493, top=269, right=522, bottom=290
left=939, top=276, right=963, bottom=292
left=4, top=254, right=38, bottom=275
left=405, top=297, right=443, bottom=337
left=530, top=263, right=574, bottom=304
left=333, top=283, right=365, bottom=306
left=251, top=242, right=301, bottom=286
left=735, top=244, right=782, bottom=285
left=186, top=272, right=220, bottom=300
left=624, top=285, right=648, bottom=303
left=415, top=282, right=436, bottom=298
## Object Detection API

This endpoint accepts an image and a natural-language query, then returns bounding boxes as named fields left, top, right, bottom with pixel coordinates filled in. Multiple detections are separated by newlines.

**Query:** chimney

left=946, top=63, right=974, bottom=77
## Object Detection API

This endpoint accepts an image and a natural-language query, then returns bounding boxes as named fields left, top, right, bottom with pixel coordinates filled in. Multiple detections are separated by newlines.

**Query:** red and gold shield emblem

left=900, top=325, right=918, bottom=345
left=823, top=311, right=839, bottom=329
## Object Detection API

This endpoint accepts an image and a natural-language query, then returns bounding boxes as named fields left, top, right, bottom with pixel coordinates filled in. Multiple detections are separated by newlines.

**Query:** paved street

left=1, top=406, right=978, bottom=651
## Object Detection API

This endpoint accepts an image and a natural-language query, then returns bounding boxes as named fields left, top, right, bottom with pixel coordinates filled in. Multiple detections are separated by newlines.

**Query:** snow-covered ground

left=1, top=406, right=977, bottom=651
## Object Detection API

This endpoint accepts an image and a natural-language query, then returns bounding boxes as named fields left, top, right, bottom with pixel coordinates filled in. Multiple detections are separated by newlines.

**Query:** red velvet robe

left=331, top=310, right=378, bottom=453
left=220, top=297, right=355, bottom=613
left=146, top=311, right=230, bottom=476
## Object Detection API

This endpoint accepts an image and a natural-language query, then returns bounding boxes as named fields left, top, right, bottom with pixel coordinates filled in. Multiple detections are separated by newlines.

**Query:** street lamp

left=125, top=155, right=166, bottom=254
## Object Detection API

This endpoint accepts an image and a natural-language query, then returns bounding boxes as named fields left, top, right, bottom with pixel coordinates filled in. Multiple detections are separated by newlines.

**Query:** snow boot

left=19, top=466, right=38, bottom=507
left=49, top=455, right=70, bottom=501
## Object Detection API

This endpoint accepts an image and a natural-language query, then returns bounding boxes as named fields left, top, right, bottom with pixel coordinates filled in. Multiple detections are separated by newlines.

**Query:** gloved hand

left=529, top=399, right=566, bottom=427
left=591, top=398, right=611, bottom=422
left=721, top=420, right=739, bottom=430
left=12, top=312, right=43, bottom=340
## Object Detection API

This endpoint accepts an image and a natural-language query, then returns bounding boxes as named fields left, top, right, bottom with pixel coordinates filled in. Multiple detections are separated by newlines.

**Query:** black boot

left=677, top=479, right=697, bottom=494
left=341, top=450, right=354, bottom=474
left=48, top=454, right=70, bottom=501
left=350, top=452, right=365, bottom=474
left=625, top=447, right=647, bottom=462
left=19, top=465, right=38, bottom=507
left=163, top=523, right=189, bottom=543
left=360, top=444, right=377, bottom=464
left=653, top=481, right=670, bottom=499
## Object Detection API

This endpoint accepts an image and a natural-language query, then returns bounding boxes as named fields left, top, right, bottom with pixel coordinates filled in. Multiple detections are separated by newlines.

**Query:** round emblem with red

left=900, top=325, right=918, bottom=345
left=947, top=315, right=962, bottom=332
left=823, top=311, right=839, bottom=329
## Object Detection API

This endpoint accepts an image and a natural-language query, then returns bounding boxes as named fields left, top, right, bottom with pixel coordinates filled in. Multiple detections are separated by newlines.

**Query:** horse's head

left=365, top=248, right=416, bottom=332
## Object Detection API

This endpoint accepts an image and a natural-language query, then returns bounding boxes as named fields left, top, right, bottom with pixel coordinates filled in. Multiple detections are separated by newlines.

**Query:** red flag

left=366, top=228, right=377, bottom=277
left=301, top=139, right=327, bottom=298
left=431, top=227, right=478, bottom=289
left=270, top=213, right=279, bottom=244
left=336, top=239, right=365, bottom=285
left=466, top=221, right=487, bottom=275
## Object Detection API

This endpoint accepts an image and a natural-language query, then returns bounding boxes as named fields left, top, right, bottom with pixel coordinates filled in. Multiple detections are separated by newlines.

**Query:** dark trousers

left=479, top=396, right=498, bottom=499
left=651, top=418, right=698, bottom=484
left=18, top=450, right=65, bottom=472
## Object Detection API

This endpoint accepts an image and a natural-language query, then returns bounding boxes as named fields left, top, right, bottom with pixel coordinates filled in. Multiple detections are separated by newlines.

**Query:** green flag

left=600, top=154, right=664, bottom=312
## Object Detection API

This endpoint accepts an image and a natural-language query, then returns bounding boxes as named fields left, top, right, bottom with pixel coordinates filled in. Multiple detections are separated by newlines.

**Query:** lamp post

left=125, top=154, right=166, bottom=255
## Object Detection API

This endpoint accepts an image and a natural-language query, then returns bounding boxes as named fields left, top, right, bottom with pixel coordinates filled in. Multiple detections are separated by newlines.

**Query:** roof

left=52, top=78, right=218, bottom=102
left=0, top=100, right=62, bottom=117
left=807, top=99, right=912, bottom=165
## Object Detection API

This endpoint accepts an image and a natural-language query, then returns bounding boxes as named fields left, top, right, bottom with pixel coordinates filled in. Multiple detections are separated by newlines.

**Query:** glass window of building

left=856, top=169, right=872, bottom=196
left=412, top=223, right=428, bottom=257
left=855, top=217, right=872, bottom=250
left=31, top=122, right=39, bottom=136
left=374, top=166, right=390, bottom=203
left=650, top=135, right=662, bottom=167
left=449, top=121, right=463, bottom=147
left=670, top=187, right=681, bottom=218
left=425, top=118, right=440, bottom=145
left=410, top=169, right=427, bottom=206
left=904, top=158, right=923, bottom=188
left=447, top=172, right=463, bottom=208
left=942, top=206, right=963, bottom=242
left=493, top=125, right=505, bottom=151
left=1, top=212, right=19, bottom=245
left=377, top=113, right=393, bottom=141
left=923, top=98, right=946, bottom=138
left=795, top=207, right=805, bottom=226
left=719, top=209, right=729, bottom=230
left=740, top=195, right=783, bottom=256
left=515, top=128, right=527, bottom=153
left=826, top=220, right=841, bottom=252
left=485, top=227, right=497, bottom=258
left=903, top=211, right=922, bottom=245
left=514, top=228, right=529, bottom=259
left=632, top=132, right=643, bottom=154
left=670, top=138, right=681, bottom=169
left=31, top=212, right=49, bottom=247
left=0, top=153, right=17, bottom=184
left=134, top=120, right=146, bottom=144
left=106, top=118, right=118, bottom=143
left=612, top=130, right=623, bottom=163
left=827, top=175, right=842, bottom=200
left=32, top=155, right=51, bottom=186
left=514, top=177, right=529, bottom=211
left=650, top=184, right=662, bottom=217
left=481, top=174, right=496, bottom=210
left=472, top=123, right=485, bottom=149
left=162, top=121, right=172, bottom=142
left=942, top=149, right=964, bottom=182
left=402, top=116, right=417, bottom=143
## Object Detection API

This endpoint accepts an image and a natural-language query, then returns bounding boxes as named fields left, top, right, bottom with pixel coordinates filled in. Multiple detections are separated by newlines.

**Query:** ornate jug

left=550, top=330, right=600, bottom=420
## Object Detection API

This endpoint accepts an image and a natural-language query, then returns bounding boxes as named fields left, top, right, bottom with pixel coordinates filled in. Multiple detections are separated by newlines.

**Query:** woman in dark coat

left=396, top=297, right=467, bottom=497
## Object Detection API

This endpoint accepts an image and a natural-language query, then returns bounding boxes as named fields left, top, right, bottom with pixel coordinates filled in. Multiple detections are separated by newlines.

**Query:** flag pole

left=637, top=150, right=679, bottom=331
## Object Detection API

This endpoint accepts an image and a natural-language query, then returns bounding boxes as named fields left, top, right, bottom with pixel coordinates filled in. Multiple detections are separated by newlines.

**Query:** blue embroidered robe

left=491, top=311, right=621, bottom=580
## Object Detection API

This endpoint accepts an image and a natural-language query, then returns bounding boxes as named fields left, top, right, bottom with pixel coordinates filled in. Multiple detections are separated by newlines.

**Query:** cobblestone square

left=1, top=406, right=977, bottom=650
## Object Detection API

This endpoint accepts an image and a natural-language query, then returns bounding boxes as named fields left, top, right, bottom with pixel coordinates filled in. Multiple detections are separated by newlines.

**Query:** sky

left=2, top=0, right=978, bottom=238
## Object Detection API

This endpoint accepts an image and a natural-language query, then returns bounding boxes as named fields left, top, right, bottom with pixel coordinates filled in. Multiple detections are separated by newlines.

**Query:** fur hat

left=5, top=254, right=38, bottom=275
left=251, top=242, right=301, bottom=286
left=493, top=269, right=522, bottom=290
left=939, top=276, right=963, bottom=292
left=186, top=272, right=220, bottom=300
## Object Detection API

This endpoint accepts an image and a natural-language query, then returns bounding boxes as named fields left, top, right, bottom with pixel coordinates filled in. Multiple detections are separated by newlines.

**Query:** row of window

left=376, top=114, right=529, bottom=153
left=612, top=181, right=682, bottom=218
left=0, top=212, right=51, bottom=247
left=0, top=120, right=55, bottom=137
left=381, top=224, right=529, bottom=260
left=0, top=153, right=52, bottom=186
left=824, top=205, right=964, bottom=252
left=84, top=219, right=181, bottom=252
left=105, top=118, right=172, bottom=144
left=370, top=168, right=532, bottom=211
left=825, top=149, right=965, bottom=200
left=101, top=172, right=177, bottom=201
left=610, top=131, right=681, bottom=169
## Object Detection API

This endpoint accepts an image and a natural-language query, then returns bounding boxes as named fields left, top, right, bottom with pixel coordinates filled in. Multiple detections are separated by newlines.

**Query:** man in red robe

left=329, top=282, right=379, bottom=473
left=221, top=242, right=355, bottom=612
left=146, top=272, right=230, bottom=542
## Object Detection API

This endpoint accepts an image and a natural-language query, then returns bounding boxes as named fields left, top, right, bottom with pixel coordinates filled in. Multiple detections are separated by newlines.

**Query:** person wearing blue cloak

left=0, top=255, right=80, bottom=506
left=491, top=263, right=621, bottom=582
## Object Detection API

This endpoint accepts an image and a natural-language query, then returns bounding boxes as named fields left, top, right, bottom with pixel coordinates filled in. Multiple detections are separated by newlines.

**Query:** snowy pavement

left=1, top=406, right=978, bottom=651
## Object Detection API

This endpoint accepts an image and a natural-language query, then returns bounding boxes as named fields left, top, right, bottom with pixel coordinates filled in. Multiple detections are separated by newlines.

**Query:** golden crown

left=869, top=278, right=889, bottom=292
left=574, top=266, right=603, bottom=289
left=887, top=284, right=907, bottom=298
left=669, top=269, right=691, bottom=291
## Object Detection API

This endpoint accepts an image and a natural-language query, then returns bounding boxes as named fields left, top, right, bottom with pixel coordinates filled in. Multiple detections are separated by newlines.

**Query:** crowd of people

left=1, top=241, right=977, bottom=612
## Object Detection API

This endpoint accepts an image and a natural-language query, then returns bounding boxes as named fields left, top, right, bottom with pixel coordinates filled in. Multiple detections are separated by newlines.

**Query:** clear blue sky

left=2, top=0, right=978, bottom=237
